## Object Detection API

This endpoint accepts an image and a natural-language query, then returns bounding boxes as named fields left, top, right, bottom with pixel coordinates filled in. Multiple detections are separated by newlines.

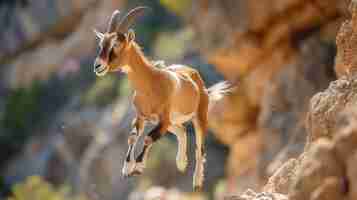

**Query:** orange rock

left=310, top=177, right=345, bottom=200
left=227, top=132, right=262, bottom=178
left=208, top=85, right=258, bottom=146
left=264, top=159, right=299, bottom=194
left=190, top=0, right=345, bottom=195
left=347, top=151, right=357, bottom=200
left=335, top=1, right=357, bottom=77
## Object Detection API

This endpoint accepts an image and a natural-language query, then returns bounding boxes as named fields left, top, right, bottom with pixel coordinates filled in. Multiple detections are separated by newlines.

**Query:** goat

left=93, top=7, right=232, bottom=191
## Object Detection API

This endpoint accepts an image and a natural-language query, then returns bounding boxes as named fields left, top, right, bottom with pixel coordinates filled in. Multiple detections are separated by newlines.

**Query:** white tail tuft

left=207, top=81, right=235, bottom=110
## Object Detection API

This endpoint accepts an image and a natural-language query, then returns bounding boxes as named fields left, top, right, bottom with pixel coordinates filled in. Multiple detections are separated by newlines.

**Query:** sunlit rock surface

left=224, top=1, right=357, bottom=199
left=189, top=0, right=346, bottom=191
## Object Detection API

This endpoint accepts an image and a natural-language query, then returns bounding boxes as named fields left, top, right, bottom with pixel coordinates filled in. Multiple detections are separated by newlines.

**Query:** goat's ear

left=127, top=29, right=135, bottom=42
left=93, top=29, right=104, bottom=40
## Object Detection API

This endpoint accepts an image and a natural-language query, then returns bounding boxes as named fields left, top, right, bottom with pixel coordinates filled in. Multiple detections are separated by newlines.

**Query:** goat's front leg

left=133, top=112, right=170, bottom=175
left=122, top=117, right=145, bottom=177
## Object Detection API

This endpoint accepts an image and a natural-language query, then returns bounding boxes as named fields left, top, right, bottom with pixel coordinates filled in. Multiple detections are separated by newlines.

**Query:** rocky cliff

left=220, top=0, right=357, bottom=199
left=189, top=0, right=351, bottom=193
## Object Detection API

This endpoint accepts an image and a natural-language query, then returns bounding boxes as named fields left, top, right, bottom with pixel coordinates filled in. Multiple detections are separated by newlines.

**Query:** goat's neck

left=127, top=42, right=158, bottom=94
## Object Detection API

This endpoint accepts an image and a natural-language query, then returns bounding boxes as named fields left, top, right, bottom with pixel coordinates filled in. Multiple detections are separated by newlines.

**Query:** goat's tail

left=207, top=81, right=235, bottom=110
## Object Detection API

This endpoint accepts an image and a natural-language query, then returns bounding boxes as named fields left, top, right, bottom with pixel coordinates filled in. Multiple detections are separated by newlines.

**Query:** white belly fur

left=142, top=112, right=194, bottom=125
left=170, top=112, right=195, bottom=125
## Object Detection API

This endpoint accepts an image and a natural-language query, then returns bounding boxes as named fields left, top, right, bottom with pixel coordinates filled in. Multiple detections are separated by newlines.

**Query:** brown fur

left=93, top=9, right=231, bottom=190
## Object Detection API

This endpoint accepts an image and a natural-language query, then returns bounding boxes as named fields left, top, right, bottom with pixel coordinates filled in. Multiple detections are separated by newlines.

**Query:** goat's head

left=93, top=7, right=148, bottom=76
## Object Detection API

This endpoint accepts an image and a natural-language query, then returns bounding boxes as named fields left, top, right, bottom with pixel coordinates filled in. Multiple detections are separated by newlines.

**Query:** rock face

left=255, top=105, right=357, bottom=200
left=191, top=0, right=345, bottom=79
left=190, top=0, right=345, bottom=189
left=306, top=76, right=357, bottom=146
left=306, top=0, right=357, bottom=146
left=225, top=1, right=357, bottom=199
left=258, top=38, right=335, bottom=177
left=0, top=0, right=96, bottom=63
left=335, top=0, right=357, bottom=77
left=1, top=0, right=123, bottom=88
left=229, top=189, right=288, bottom=200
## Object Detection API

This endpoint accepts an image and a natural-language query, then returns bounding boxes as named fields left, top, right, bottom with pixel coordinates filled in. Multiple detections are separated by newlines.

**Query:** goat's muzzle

left=93, top=59, right=108, bottom=76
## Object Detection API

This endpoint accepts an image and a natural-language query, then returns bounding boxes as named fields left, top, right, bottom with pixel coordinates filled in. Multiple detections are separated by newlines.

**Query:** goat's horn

left=116, top=6, right=150, bottom=34
left=107, top=10, right=121, bottom=33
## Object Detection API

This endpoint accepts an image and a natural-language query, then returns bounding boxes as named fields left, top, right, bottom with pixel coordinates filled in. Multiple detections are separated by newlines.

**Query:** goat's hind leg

left=191, top=85, right=209, bottom=191
left=192, top=117, right=207, bottom=191
left=169, top=125, right=188, bottom=173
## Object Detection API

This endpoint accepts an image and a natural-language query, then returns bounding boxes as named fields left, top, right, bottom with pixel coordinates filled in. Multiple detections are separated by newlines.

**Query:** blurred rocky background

left=1, top=0, right=357, bottom=200
left=0, top=0, right=224, bottom=200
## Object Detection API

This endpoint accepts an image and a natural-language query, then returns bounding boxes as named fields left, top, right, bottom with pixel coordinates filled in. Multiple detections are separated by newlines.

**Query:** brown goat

left=93, top=7, right=232, bottom=191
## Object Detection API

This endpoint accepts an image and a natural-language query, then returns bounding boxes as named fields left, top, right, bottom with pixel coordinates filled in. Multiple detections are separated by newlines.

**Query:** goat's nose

left=94, top=60, right=101, bottom=70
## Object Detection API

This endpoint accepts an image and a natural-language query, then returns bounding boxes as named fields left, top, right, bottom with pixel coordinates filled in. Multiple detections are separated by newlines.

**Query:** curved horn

left=116, top=6, right=150, bottom=34
left=107, top=10, right=121, bottom=33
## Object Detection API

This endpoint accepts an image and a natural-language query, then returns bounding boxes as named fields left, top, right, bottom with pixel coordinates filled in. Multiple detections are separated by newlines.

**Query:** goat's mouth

left=94, top=65, right=109, bottom=77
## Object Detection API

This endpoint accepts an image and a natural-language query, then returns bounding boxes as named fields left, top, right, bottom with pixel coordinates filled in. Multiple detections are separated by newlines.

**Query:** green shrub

left=7, top=176, right=86, bottom=200
left=0, top=81, right=44, bottom=164
left=2, top=81, right=42, bottom=134
left=80, top=75, right=126, bottom=107
left=159, top=0, right=191, bottom=16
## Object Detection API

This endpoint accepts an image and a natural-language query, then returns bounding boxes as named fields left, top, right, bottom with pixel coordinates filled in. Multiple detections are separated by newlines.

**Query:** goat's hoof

left=130, top=170, right=142, bottom=176
left=122, top=170, right=132, bottom=178
left=122, top=171, right=131, bottom=178
left=122, top=170, right=142, bottom=178
left=122, top=173, right=130, bottom=179
left=122, top=161, right=136, bottom=178
left=176, top=156, right=188, bottom=173
left=133, top=162, right=145, bottom=174
left=122, top=171, right=141, bottom=178
left=193, top=185, right=202, bottom=192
